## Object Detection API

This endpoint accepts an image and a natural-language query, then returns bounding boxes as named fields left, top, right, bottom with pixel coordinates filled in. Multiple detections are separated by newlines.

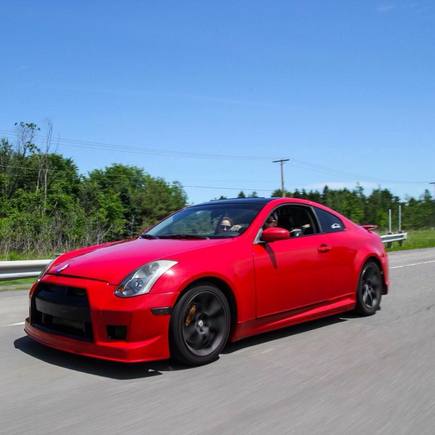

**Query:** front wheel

left=170, top=284, right=231, bottom=366
left=355, top=261, right=382, bottom=316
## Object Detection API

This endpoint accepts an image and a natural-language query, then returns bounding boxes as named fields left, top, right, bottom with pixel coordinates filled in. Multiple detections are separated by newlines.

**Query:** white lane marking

left=391, top=259, right=435, bottom=269
left=6, top=321, right=25, bottom=327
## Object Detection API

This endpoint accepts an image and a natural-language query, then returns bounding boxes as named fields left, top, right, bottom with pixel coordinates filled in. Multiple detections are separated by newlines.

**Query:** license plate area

left=31, top=283, right=93, bottom=341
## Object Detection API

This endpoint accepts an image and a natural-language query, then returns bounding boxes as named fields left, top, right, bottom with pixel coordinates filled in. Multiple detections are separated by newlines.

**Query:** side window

left=315, top=207, right=344, bottom=233
left=264, top=205, right=319, bottom=237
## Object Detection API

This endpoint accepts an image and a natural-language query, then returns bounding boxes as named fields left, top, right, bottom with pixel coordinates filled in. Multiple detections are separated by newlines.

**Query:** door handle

left=318, top=244, right=331, bottom=253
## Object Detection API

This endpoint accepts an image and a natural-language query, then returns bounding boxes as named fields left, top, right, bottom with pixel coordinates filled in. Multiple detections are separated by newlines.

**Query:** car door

left=253, top=204, right=327, bottom=318
left=312, top=207, right=358, bottom=300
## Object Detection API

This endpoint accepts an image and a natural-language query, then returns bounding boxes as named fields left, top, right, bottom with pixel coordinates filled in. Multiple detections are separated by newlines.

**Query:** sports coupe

left=25, top=197, right=389, bottom=365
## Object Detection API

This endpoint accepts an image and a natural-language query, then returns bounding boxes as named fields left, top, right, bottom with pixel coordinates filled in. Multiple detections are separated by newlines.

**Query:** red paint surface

left=25, top=198, right=389, bottom=362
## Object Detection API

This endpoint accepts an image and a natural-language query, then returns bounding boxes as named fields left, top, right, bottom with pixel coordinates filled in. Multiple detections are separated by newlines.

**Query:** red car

left=25, top=198, right=389, bottom=366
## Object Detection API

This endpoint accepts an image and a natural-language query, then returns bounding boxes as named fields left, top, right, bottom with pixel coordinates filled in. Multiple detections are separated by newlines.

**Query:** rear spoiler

left=361, top=224, right=378, bottom=232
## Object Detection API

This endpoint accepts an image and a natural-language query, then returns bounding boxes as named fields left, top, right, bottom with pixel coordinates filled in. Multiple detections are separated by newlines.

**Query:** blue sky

left=1, top=0, right=434, bottom=203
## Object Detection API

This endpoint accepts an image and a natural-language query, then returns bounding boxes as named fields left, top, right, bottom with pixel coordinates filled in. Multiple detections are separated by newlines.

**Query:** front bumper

left=25, top=275, right=176, bottom=363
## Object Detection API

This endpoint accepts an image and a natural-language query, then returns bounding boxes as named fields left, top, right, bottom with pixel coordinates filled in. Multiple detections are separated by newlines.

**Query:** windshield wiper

left=158, top=234, right=209, bottom=240
left=140, top=234, right=159, bottom=239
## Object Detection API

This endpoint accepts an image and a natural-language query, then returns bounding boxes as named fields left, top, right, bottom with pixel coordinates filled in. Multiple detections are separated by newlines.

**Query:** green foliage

left=1, top=123, right=434, bottom=259
left=271, top=184, right=435, bottom=231
left=0, top=124, right=187, bottom=258
left=237, top=191, right=258, bottom=198
left=388, top=229, right=435, bottom=252
left=170, top=210, right=219, bottom=235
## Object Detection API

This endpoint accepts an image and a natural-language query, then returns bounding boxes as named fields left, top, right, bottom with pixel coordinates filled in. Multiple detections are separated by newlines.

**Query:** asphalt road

left=1, top=248, right=435, bottom=435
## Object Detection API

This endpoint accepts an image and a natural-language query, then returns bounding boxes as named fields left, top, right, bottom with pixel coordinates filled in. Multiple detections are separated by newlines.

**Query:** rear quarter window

left=315, top=207, right=344, bottom=233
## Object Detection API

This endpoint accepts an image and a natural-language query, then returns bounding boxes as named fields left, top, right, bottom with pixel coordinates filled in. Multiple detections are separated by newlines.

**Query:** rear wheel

left=170, top=284, right=231, bottom=366
left=355, top=261, right=382, bottom=316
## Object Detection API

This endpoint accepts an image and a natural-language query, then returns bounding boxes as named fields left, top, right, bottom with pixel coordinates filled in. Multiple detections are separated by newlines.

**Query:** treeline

left=268, top=186, right=435, bottom=230
left=1, top=123, right=434, bottom=258
left=218, top=185, right=434, bottom=231
left=0, top=123, right=186, bottom=258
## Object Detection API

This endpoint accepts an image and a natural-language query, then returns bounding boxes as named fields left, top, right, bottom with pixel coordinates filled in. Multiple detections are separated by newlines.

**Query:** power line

left=1, top=128, right=431, bottom=185
left=0, top=163, right=275, bottom=192
left=0, top=159, right=432, bottom=197
left=291, top=158, right=429, bottom=186
left=0, top=129, right=271, bottom=162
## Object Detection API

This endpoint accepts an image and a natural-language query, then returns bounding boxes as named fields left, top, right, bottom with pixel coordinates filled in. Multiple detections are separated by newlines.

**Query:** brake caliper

left=185, top=304, right=197, bottom=326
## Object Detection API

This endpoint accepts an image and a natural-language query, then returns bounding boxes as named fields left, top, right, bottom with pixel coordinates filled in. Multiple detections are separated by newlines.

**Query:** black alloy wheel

left=356, top=261, right=383, bottom=316
left=170, top=284, right=231, bottom=366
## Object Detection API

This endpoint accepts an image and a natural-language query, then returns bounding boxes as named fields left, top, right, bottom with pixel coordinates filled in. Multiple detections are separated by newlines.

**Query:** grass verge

left=0, top=277, right=35, bottom=292
left=387, top=229, right=435, bottom=252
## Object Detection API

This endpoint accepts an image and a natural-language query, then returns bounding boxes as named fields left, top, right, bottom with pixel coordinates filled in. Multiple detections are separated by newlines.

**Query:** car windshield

left=142, top=202, right=265, bottom=239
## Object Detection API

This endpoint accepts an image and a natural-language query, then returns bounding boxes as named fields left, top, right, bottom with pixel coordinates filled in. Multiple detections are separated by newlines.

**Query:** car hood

left=47, top=237, right=231, bottom=284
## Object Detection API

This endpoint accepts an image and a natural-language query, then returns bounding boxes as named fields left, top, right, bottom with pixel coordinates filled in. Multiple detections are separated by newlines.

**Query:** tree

left=83, top=164, right=187, bottom=238
left=267, top=183, right=435, bottom=230
left=0, top=125, right=187, bottom=258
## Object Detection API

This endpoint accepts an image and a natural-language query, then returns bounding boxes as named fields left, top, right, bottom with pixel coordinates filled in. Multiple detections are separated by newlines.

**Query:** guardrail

left=0, top=259, right=51, bottom=281
left=380, top=232, right=407, bottom=246
left=0, top=232, right=409, bottom=281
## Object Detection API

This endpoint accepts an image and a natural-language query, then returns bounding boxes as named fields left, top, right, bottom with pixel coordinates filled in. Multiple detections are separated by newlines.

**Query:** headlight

left=115, top=260, right=177, bottom=298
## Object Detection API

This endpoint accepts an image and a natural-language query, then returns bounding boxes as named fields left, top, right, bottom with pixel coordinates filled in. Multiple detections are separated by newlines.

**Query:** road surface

left=1, top=248, right=435, bottom=434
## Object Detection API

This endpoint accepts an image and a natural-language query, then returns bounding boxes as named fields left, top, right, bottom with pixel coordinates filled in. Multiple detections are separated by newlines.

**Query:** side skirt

left=231, top=295, right=355, bottom=342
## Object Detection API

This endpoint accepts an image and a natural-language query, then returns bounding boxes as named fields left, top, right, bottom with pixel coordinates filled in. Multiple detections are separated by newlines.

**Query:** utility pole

left=388, top=208, right=392, bottom=233
left=398, top=204, right=402, bottom=232
left=273, top=159, right=290, bottom=197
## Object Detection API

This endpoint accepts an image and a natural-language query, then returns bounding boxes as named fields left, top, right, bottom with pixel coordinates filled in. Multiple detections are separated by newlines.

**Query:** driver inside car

left=218, top=216, right=243, bottom=233
left=218, top=217, right=233, bottom=232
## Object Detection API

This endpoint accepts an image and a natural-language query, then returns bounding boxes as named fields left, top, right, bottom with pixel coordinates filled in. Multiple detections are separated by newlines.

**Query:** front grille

left=31, top=283, right=93, bottom=341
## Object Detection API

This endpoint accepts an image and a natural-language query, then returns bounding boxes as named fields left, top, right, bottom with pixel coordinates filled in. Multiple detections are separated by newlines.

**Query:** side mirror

left=261, top=227, right=290, bottom=243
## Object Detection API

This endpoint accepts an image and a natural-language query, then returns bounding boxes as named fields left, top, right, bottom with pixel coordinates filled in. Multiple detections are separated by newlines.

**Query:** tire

left=355, top=261, right=383, bottom=316
left=170, top=284, right=231, bottom=366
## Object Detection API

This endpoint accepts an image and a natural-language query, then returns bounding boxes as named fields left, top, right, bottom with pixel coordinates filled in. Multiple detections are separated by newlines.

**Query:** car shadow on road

left=224, top=314, right=347, bottom=354
left=14, top=314, right=351, bottom=379
left=13, top=336, right=187, bottom=380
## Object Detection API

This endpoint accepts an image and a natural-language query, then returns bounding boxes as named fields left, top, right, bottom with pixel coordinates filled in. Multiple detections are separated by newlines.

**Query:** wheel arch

left=173, top=276, right=238, bottom=331
left=361, top=255, right=388, bottom=294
